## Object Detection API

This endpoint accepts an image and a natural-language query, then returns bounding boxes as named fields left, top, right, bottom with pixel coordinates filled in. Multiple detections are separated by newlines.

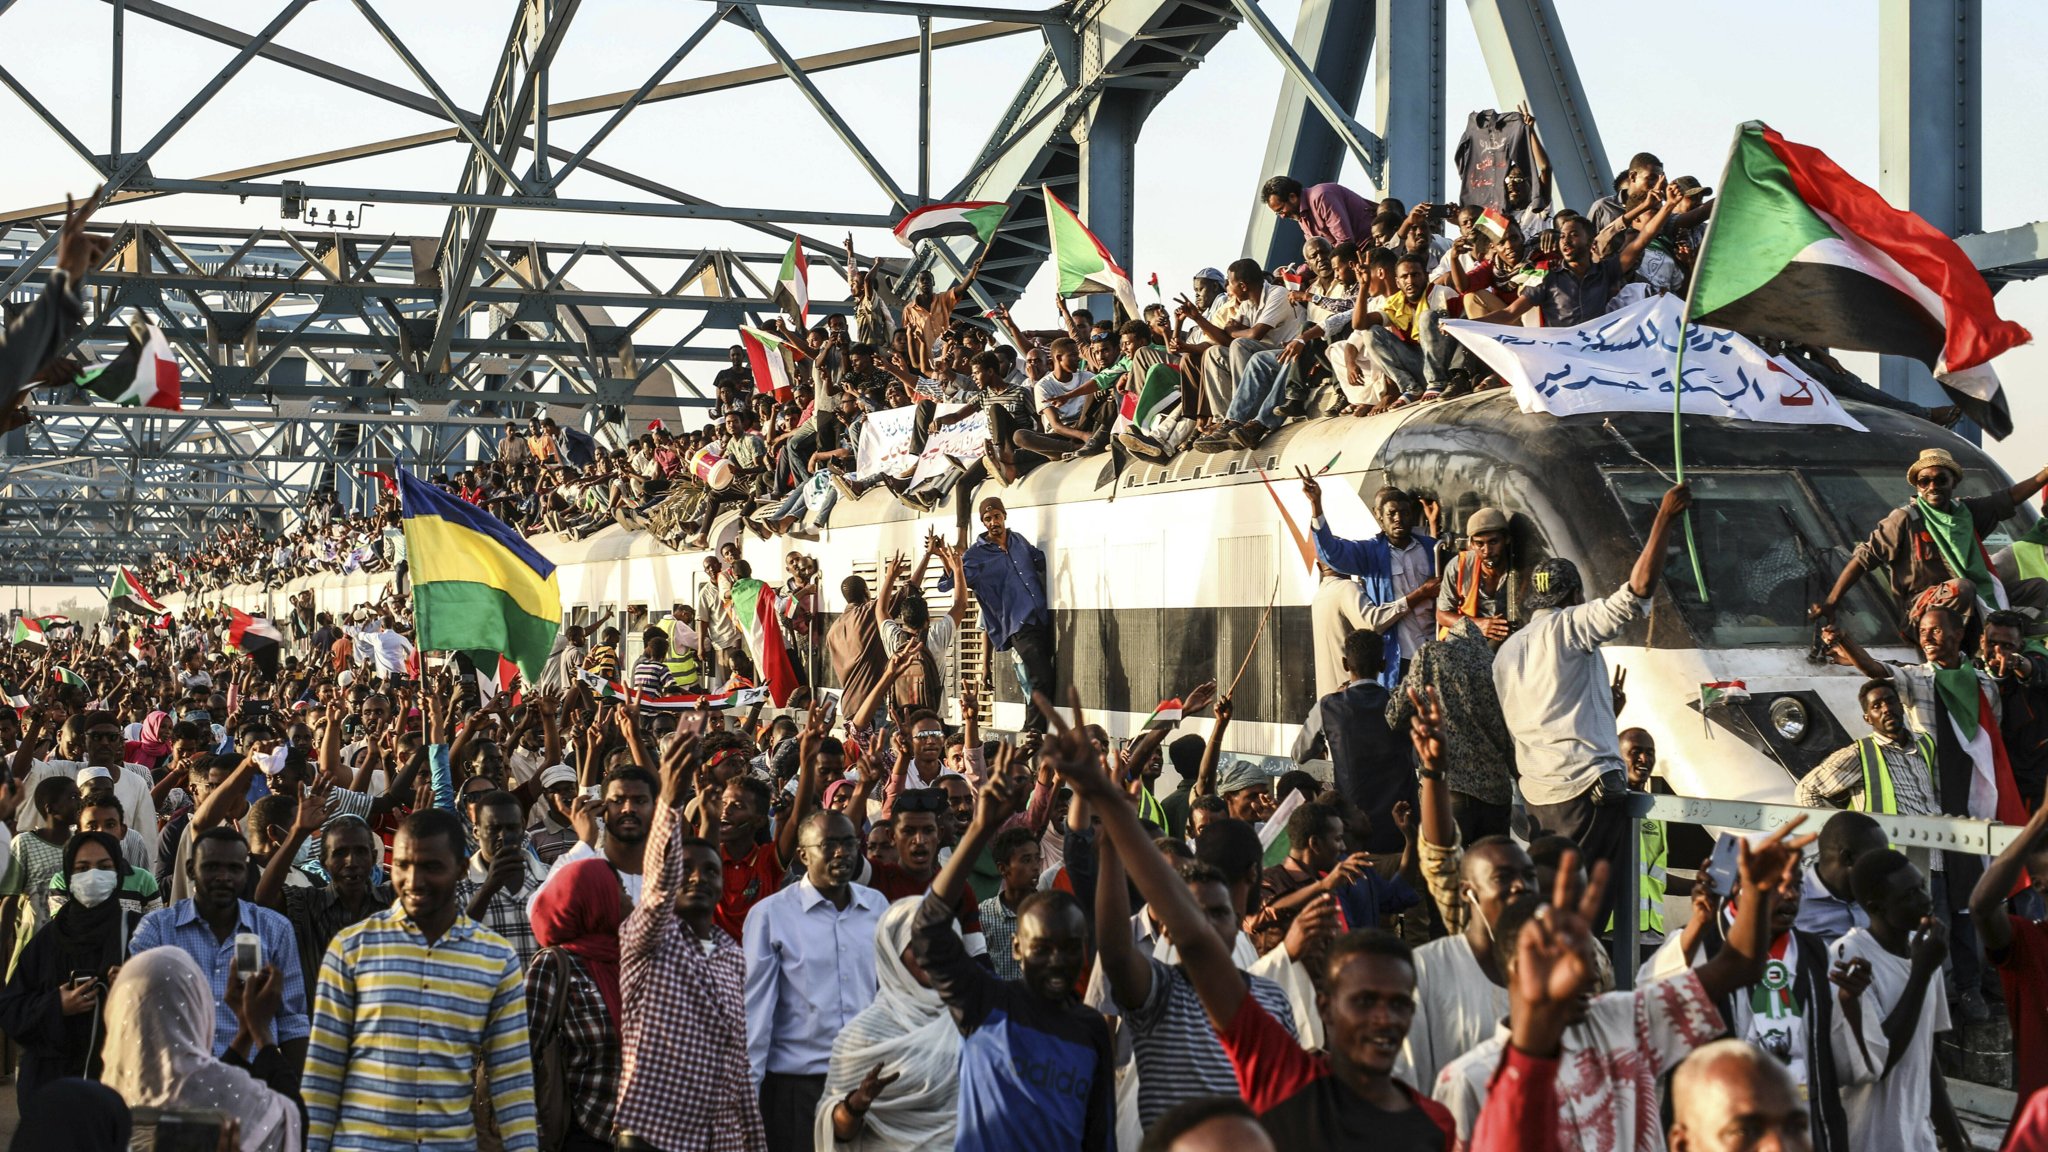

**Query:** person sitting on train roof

left=1300, top=477, right=1441, bottom=688
left=1810, top=446, right=2048, bottom=637
left=1175, top=258, right=1299, bottom=433
left=1435, top=507, right=1522, bottom=647
left=1482, top=195, right=1675, bottom=329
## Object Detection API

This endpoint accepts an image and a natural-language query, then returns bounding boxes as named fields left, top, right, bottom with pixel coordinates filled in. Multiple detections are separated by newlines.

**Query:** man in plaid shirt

left=614, top=739, right=766, bottom=1152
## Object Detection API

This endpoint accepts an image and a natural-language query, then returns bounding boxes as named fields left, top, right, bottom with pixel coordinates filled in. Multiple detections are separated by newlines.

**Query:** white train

left=191, top=392, right=2020, bottom=805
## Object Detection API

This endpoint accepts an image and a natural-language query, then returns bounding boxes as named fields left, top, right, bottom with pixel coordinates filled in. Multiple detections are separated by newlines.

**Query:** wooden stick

left=1226, top=576, right=1281, bottom=699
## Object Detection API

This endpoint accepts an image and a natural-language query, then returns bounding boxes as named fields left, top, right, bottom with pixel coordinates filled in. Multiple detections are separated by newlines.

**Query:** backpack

left=474, top=948, right=574, bottom=1150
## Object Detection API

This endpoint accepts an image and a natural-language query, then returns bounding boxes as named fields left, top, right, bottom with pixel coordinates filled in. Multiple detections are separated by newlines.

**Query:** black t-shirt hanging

left=1455, top=109, right=1540, bottom=214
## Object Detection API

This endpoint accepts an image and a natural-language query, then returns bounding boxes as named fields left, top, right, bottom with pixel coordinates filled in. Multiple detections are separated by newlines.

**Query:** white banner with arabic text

left=854, top=404, right=920, bottom=479
left=1441, top=293, right=1867, bottom=431
left=911, top=404, right=988, bottom=484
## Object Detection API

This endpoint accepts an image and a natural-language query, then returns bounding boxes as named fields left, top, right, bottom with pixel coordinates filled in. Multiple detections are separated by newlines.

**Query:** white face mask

left=71, top=869, right=118, bottom=909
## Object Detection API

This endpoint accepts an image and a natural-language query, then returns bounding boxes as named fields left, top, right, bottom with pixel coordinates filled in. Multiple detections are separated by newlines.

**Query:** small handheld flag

left=74, top=320, right=182, bottom=411
left=775, top=239, right=810, bottom=327
left=1142, top=698, right=1184, bottom=730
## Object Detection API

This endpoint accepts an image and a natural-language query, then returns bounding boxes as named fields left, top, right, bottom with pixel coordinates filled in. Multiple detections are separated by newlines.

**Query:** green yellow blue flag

left=398, top=468, right=561, bottom=682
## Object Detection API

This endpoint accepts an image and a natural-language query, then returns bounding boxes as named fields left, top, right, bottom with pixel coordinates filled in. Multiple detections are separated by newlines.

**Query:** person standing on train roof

left=1810, top=446, right=2048, bottom=635
left=941, top=497, right=1054, bottom=734
left=1299, top=474, right=1442, bottom=687
left=1491, top=482, right=1691, bottom=932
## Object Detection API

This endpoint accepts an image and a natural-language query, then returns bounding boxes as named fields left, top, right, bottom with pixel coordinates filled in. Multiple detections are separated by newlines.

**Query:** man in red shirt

left=1971, top=796, right=2048, bottom=1130
left=704, top=715, right=826, bottom=939
left=1047, top=696, right=1454, bottom=1150
left=863, top=786, right=985, bottom=956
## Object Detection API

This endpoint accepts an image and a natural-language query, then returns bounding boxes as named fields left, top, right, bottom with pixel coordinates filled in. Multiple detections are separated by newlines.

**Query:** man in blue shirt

left=942, top=497, right=1054, bottom=731
left=132, top=825, right=310, bottom=1067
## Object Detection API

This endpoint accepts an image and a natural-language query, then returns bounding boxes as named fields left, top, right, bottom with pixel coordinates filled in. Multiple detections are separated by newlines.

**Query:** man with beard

left=916, top=765, right=1112, bottom=1151
left=304, top=807, right=537, bottom=1152
left=131, top=826, right=310, bottom=1061
left=1982, top=608, right=2048, bottom=812
left=616, top=732, right=767, bottom=1152
left=1302, top=479, right=1440, bottom=685
left=742, top=808, right=886, bottom=1152
left=533, top=764, right=658, bottom=909
left=864, top=786, right=988, bottom=956
left=1434, top=509, right=1519, bottom=645
left=1824, top=599, right=2032, bottom=1020
left=39, top=712, right=155, bottom=847
left=1049, top=694, right=1442, bottom=1149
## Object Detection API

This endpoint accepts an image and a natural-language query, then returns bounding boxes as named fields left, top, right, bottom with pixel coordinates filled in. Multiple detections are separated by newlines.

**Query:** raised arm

left=1047, top=692, right=1247, bottom=1029
left=1193, top=696, right=1231, bottom=799
left=1973, top=798, right=2048, bottom=957
left=2007, top=464, right=2048, bottom=508
left=875, top=553, right=907, bottom=633
left=1616, top=185, right=1680, bottom=276
left=774, top=708, right=830, bottom=870
left=1696, top=817, right=1813, bottom=1002
left=1820, top=625, right=1892, bottom=683
left=1629, top=483, right=1692, bottom=598
left=254, top=785, right=329, bottom=911
left=1094, top=817, right=1155, bottom=1010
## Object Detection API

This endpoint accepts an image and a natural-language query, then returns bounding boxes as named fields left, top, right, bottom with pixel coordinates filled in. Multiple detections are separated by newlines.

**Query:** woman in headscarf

left=813, top=895, right=962, bottom=1151
left=10, top=1078, right=131, bottom=1152
left=124, top=711, right=172, bottom=772
left=100, top=946, right=300, bottom=1152
left=527, top=856, right=625, bottom=1152
left=0, top=832, right=138, bottom=1107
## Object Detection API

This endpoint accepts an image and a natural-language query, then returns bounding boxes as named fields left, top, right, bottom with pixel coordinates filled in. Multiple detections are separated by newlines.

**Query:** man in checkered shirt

left=614, top=744, right=766, bottom=1152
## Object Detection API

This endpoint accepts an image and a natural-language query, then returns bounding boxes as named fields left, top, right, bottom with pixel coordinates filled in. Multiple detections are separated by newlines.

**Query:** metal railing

left=1610, top=793, right=2027, bottom=987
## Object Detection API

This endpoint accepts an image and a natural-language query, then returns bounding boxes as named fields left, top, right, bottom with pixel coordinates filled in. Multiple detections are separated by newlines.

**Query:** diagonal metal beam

left=0, top=63, right=104, bottom=171
left=1, top=0, right=314, bottom=294
left=349, top=0, right=531, bottom=193
left=1223, top=0, right=1383, bottom=182
left=741, top=4, right=914, bottom=209
left=549, top=5, right=731, bottom=188
left=93, top=0, right=444, bottom=119
left=703, top=0, right=1065, bottom=22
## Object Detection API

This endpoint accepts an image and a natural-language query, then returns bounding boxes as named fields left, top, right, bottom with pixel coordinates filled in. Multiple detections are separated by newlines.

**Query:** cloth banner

left=910, top=404, right=987, bottom=485
left=1440, top=293, right=1868, bottom=431
left=855, top=405, right=920, bottom=480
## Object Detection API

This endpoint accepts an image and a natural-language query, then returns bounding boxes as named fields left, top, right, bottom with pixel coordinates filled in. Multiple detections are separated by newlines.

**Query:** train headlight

left=1767, top=696, right=1810, bottom=742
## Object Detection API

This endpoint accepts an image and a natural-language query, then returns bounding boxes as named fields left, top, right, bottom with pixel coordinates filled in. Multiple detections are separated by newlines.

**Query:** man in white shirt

left=1492, top=483, right=1689, bottom=930
left=742, top=810, right=886, bottom=1152
left=36, top=713, right=157, bottom=843
left=1832, top=849, right=1968, bottom=1152
left=1176, top=258, right=1299, bottom=424
left=1031, top=338, right=1100, bottom=450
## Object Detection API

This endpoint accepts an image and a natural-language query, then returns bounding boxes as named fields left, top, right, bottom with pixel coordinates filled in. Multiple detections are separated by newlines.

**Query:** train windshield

left=1606, top=469, right=1895, bottom=649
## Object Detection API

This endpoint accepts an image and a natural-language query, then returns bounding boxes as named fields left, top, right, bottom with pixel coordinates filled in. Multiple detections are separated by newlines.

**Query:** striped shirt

left=302, top=905, right=538, bottom=1152
left=1125, top=957, right=1298, bottom=1127
left=1796, top=732, right=1942, bottom=817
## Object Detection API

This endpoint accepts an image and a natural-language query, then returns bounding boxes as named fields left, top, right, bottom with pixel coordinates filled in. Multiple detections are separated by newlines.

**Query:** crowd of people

left=3, top=429, right=2048, bottom=1152
left=5, top=111, right=2046, bottom=1152
left=144, top=107, right=1982, bottom=596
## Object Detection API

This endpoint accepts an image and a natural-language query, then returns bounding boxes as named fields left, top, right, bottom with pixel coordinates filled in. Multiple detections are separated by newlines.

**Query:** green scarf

left=1914, top=497, right=1996, bottom=592
left=1932, top=663, right=1982, bottom=741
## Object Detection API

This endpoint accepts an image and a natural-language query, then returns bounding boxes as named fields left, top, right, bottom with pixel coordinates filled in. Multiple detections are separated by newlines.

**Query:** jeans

left=1224, top=348, right=1290, bottom=429
left=1008, top=622, right=1057, bottom=733
left=1367, top=314, right=1472, bottom=397
left=772, top=476, right=836, bottom=529
left=1201, top=337, right=1276, bottom=418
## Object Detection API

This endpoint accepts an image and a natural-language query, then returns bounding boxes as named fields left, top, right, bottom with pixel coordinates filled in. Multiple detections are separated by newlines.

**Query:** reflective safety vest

left=1638, top=817, right=1667, bottom=936
left=2012, top=538, right=2048, bottom=584
left=664, top=649, right=701, bottom=689
left=1853, top=732, right=1937, bottom=814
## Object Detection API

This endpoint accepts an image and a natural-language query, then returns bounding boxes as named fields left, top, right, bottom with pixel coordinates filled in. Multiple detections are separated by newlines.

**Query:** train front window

left=1607, top=470, right=1887, bottom=648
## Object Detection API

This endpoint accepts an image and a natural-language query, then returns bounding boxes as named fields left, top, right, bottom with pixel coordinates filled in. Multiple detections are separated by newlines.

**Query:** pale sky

left=1, top=0, right=2044, bottom=515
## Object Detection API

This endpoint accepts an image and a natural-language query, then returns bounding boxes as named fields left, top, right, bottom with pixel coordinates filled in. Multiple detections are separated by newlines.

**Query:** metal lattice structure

left=2, top=0, right=2040, bottom=584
